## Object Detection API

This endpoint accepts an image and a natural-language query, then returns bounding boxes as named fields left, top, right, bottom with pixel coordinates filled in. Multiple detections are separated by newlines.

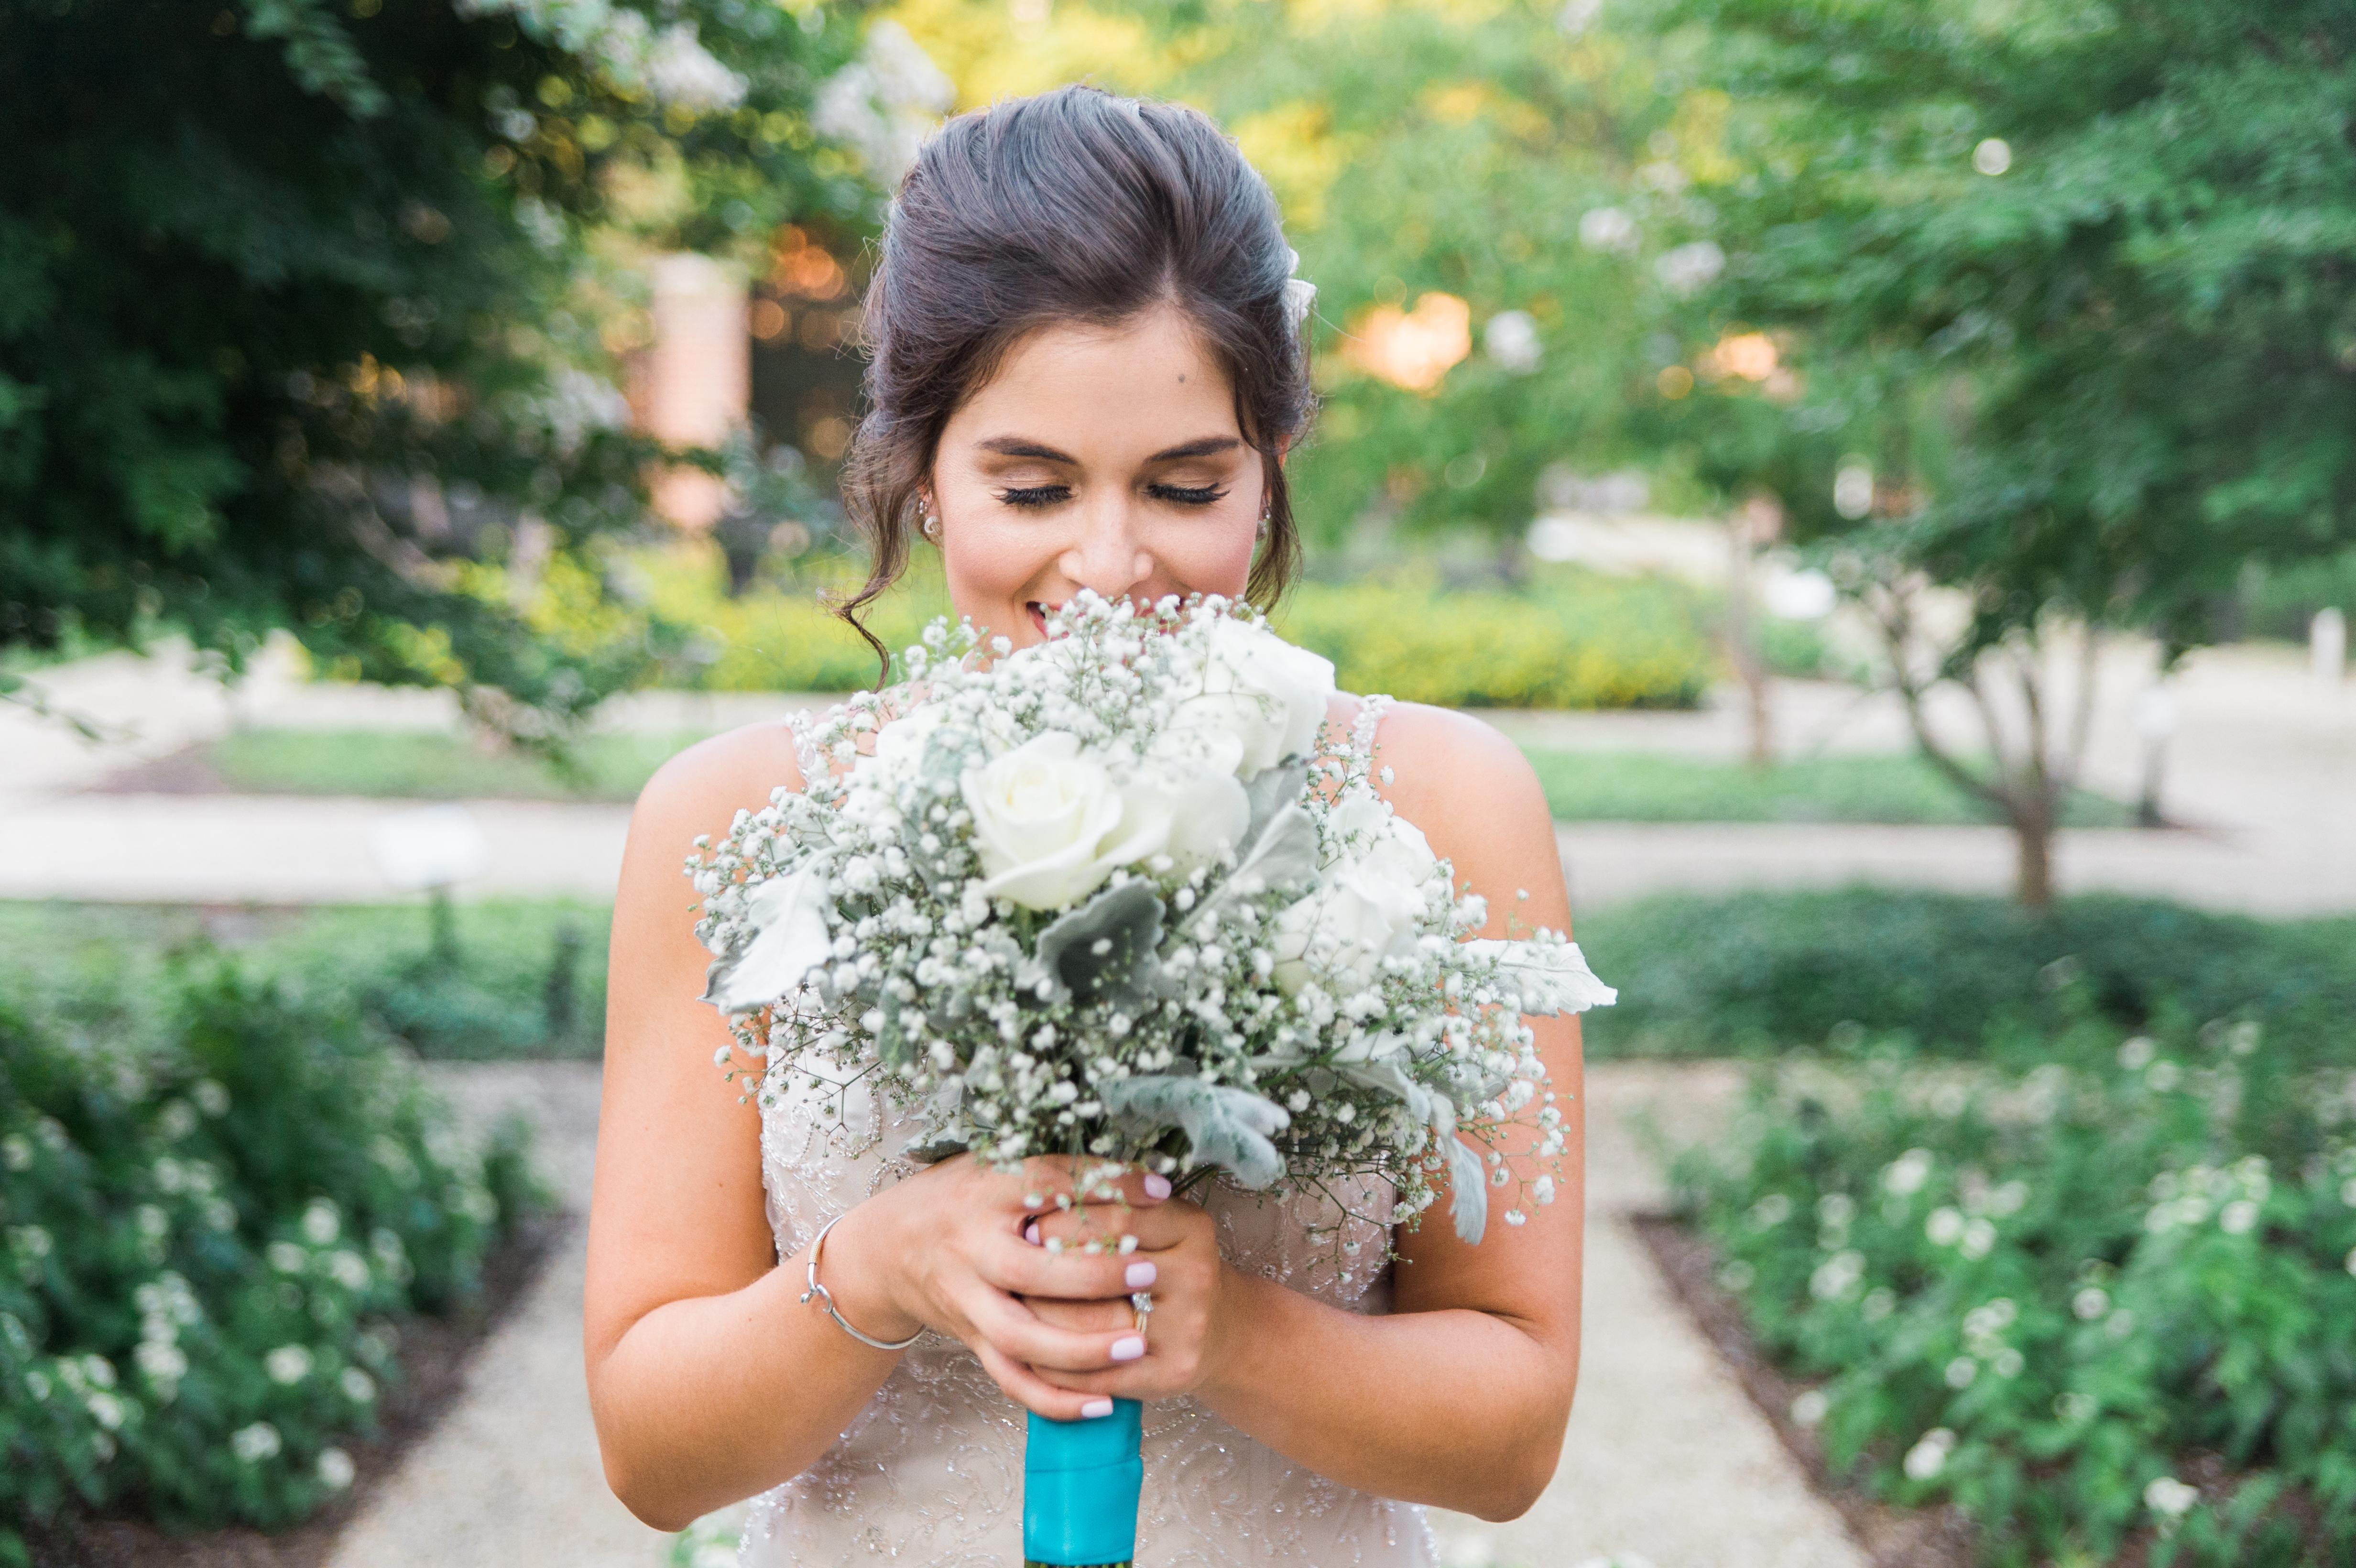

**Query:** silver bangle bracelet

left=799, top=1213, right=922, bottom=1352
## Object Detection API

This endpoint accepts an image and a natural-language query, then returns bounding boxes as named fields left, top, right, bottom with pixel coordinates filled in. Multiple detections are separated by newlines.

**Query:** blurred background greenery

left=6, top=0, right=2356, bottom=1561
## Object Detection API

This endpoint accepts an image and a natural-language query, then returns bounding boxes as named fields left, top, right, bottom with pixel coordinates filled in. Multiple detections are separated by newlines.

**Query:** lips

left=1027, top=601, right=1053, bottom=639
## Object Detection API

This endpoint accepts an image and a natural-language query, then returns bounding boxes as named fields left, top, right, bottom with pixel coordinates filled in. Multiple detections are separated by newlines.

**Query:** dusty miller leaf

left=1099, top=1075, right=1291, bottom=1189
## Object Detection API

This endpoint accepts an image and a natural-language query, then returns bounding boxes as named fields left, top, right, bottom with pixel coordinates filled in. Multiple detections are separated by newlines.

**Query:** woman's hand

left=1021, top=1185, right=1231, bottom=1406
left=819, top=1155, right=1197, bottom=1419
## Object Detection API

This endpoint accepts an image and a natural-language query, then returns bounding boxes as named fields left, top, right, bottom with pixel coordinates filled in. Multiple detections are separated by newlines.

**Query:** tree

left=0, top=0, right=871, bottom=739
left=1635, top=0, right=2356, bottom=904
left=892, top=0, right=1693, bottom=568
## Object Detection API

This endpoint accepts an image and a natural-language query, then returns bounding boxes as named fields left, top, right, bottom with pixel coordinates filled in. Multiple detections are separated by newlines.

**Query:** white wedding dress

left=736, top=700, right=1437, bottom=1568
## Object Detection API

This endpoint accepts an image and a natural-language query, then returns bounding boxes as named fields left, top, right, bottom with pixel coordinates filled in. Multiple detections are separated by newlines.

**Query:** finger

left=975, top=1340, right=1122, bottom=1423
left=1027, top=1205, right=1146, bottom=1255
left=1074, top=1167, right=1173, bottom=1208
left=1022, top=1295, right=1135, bottom=1334
left=967, top=1290, right=1147, bottom=1375
left=1087, top=1198, right=1201, bottom=1253
left=982, top=1230, right=1157, bottom=1299
left=1007, top=1157, right=1170, bottom=1214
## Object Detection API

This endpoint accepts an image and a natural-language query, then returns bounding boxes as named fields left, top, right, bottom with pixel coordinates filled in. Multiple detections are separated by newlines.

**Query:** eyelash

left=994, top=484, right=1230, bottom=510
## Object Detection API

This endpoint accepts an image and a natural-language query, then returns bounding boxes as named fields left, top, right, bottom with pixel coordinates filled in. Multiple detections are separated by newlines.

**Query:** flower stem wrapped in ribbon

left=691, top=593, right=1614, bottom=1563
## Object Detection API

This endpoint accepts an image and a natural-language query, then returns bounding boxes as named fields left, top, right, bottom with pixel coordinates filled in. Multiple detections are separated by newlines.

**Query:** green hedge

left=627, top=545, right=1719, bottom=708
left=0, top=958, right=542, bottom=1561
left=1273, top=571, right=1715, bottom=709
left=1576, top=890, right=2356, bottom=1068
left=1677, top=1005, right=2356, bottom=1564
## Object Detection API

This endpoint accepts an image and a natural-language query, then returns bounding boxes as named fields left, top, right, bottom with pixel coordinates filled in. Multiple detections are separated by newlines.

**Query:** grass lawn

left=1521, top=747, right=2139, bottom=828
left=203, top=727, right=710, bottom=801
left=144, top=727, right=2140, bottom=829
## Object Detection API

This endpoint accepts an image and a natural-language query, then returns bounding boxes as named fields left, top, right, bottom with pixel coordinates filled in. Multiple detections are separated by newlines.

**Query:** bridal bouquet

left=690, top=591, right=1613, bottom=1568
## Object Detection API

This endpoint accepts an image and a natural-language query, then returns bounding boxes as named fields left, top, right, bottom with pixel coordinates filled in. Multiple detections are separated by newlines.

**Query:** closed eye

left=1150, top=483, right=1228, bottom=506
left=995, top=485, right=1069, bottom=509
left=994, top=483, right=1230, bottom=509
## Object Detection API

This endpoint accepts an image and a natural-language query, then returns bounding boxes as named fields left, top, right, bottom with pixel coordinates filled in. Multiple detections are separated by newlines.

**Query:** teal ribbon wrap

left=1022, top=1399, right=1143, bottom=1566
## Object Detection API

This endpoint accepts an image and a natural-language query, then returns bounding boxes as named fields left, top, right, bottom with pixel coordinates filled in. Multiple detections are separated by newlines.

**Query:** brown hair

left=835, top=84, right=1316, bottom=677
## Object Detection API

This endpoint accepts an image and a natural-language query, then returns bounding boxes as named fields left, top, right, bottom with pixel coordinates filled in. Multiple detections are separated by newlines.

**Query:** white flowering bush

left=1676, top=993, right=2356, bottom=1564
left=0, top=961, right=542, bottom=1561
left=692, top=594, right=1611, bottom=1242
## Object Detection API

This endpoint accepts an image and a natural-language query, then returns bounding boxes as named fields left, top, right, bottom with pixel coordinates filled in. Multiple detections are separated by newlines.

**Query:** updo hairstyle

left=836, top=83, right=1317, bottom=674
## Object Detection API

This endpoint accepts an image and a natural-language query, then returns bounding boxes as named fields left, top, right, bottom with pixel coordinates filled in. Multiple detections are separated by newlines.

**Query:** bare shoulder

left=629, top=719, right=809, bottom=850
left=1329, top=696, right=1566, bottom=927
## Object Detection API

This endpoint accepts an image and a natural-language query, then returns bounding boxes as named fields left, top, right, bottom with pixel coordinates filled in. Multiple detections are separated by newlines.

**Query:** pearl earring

left=919, top=502, right=942, bottom=543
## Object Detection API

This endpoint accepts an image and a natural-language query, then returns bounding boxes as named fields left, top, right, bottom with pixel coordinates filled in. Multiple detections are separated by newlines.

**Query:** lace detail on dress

left=1349, top=693, right=1395, bottom=761
left=737, top=694, right=1433, bottom=1568
left=784, top=707, right=825, bottom=793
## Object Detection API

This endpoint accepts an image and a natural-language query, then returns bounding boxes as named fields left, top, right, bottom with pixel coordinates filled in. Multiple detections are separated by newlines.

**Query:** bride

left=585, top=83, right=1584, bottom=1566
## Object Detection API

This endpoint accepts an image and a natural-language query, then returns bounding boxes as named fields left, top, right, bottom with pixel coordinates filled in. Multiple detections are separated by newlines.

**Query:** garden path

left=324, top=1062, right=670, bottom=1568
left=333, top=1060, right=1862, bottom=1568
left=3, top=639, right=2350, bottom=913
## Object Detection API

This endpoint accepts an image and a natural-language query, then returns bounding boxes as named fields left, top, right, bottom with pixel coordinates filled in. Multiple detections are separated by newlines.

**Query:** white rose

left=1271, top=798, right=1439, bottom=993
left=1126, top=758, right=1250, bottom=871
left=1171, top=618, right=1336, bottom=778
left=961, top=732, right=1171, bottom=910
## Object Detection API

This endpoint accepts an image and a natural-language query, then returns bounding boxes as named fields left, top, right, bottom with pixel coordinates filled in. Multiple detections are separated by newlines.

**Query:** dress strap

left=1349, top=693, right=1395, bottom=765
left=785, top=707, right=824, bottom=786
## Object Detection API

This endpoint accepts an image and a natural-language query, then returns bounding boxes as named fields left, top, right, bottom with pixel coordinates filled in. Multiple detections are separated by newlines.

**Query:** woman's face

left=927, top=302, right=1265, bottom=648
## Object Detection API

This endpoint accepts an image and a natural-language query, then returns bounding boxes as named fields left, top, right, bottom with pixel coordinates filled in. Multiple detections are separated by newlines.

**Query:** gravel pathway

left=1428, top=1064, right=1865, bottom=1568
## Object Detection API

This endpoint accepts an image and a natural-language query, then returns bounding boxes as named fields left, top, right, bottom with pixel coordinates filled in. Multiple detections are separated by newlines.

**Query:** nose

left=1058, top=496, right=1154, bottom=601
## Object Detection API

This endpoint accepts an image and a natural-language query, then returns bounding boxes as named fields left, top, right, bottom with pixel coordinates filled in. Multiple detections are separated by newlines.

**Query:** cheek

left=1155, top=514, right=1258, bottom=599
left=942, top=523, right=1042, bottom=606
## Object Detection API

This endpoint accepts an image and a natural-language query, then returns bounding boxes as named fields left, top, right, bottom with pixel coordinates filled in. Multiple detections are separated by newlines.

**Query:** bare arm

left=1030, top=701, right=1585, bottom=1521
left=585, top=724, right=1181, bottom=1530
left=582, top=725, right=901, bottom=1529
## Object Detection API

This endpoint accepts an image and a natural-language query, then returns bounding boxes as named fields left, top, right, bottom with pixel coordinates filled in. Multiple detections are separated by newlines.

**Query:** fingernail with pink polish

left=1125, top=1261, right=1157, bottom=1289
left=1109, top=1336, right=1145, bottom=1362
left=1080, top=1397, right=1115, bottom=1418
left=1143, top=1173, right=1172, bottom=1200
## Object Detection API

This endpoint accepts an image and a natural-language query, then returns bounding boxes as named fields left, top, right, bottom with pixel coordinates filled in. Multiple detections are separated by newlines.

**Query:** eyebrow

left=975, top=435, right=1244, bottom=464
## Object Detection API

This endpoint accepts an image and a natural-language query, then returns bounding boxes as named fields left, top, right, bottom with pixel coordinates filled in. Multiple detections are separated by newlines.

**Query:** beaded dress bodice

left=737, top=698, right=1436, bottom=1568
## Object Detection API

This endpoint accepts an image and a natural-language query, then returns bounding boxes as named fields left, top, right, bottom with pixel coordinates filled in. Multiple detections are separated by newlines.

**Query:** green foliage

left=1524, top=750, right=2133, bottom=828
left=2238, top=548, right=2356, bottom=643
left=1676, top=1003, right=2356, bottom=1564
left=0, top=957, right=544, bottom=1558
left=0, top=0, right=870, bottom=736
left=610, top=542, right=1720, bottom=707
left=982, top=0, right=1679, bottom=551
left=0, top=900, right=611, bottom=1062
left=1276, top=571, right=1715, bottom=708
left=1646, top=0, right=2356, bottom=648
left=1578, top=890, right=2356, bottom=1065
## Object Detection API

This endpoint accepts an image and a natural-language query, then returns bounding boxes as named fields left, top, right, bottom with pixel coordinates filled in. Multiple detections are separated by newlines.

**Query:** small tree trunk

left=2011, top=802, right=2057, bottom=910
left=1724, top=517, right=1774, bottom=770
left=1494, top=526, right=1528, bottom=588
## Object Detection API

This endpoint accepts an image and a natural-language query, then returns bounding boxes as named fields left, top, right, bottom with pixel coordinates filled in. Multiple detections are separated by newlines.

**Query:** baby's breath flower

left=686, top=595, right=1612, bottom=1253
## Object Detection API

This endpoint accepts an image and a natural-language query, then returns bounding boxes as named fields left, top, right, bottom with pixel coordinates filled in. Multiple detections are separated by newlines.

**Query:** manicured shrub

left=623, top=544, right=1720, bottom=708
left=1276, top=570, right=1716, bottom=709
left=1675, top=999, right=2356, bottom=1565
left=1577, top=890, right=2356, bottom=1068
left=0, top=901, right=611, bottom=1064
left=0, top=959, right=542, bottom=1560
